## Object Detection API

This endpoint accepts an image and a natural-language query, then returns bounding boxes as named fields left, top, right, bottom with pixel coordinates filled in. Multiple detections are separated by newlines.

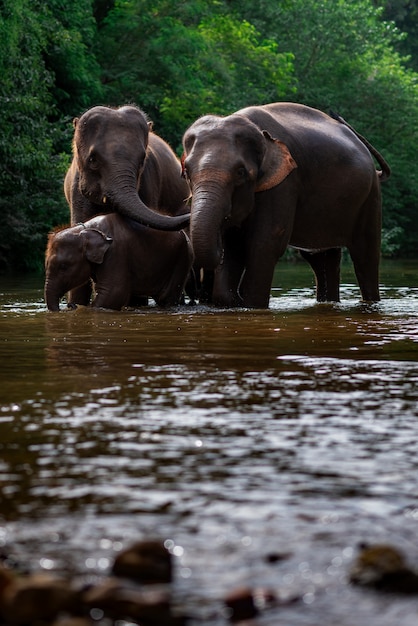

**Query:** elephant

left=44, top=213, right=194, bottom=311
left=181, top=102, right=391, bottom=308
left=64, top=104, right=190, bottom=305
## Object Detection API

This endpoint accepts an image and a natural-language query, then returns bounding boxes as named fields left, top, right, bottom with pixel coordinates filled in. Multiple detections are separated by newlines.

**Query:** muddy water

left=0, top=260, right=418, bottom=625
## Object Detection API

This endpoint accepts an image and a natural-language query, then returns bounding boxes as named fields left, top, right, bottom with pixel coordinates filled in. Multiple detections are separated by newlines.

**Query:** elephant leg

left=349, top=244, right=380, bottom=302
left=212, top=230, right=245, bottom=307
left=198, top=269, right=214, bottom=304
left=183, top=267, right=198, bottom=305
left=185, top=264, right=212, bottom=304
left=239, top=206, right=291, bottom=308
left=240, top=264, right=276, bottom=308
left=348, top=192, right=381, bottom=302
left=300, top=248, right=341, bottom=302
left=68, top=281, right=93, bottom=307
left=239, top=235, right=283, bottom=308
left=92, top=287, right=128, bottom=310
left=213, top=263, right=244, bottom=307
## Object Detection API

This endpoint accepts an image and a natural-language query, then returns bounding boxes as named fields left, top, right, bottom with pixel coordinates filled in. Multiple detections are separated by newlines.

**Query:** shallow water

left=1, top=259, right=418, bottom=625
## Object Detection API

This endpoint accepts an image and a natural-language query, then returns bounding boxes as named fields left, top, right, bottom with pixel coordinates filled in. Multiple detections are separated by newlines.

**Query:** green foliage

left=373, top=0, right=418, bottom=71
left=159, top=15, right=295, bottom=146
left=95, top=0, right=294, bottom=147
left=1, top=0, right=418, bottom=270
left=0, top=0, right=66, bottom=271
left=0, top=0, right=102, bottom=271
left=41, top=0, right=104, bottom=118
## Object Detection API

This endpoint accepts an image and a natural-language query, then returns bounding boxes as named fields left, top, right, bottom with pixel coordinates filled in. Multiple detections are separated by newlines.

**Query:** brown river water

left=0, top=259, right=418, bottom=625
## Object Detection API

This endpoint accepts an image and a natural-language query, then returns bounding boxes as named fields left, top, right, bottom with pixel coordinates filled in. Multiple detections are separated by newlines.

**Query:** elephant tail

left=329, top=110, right=391, bottom=182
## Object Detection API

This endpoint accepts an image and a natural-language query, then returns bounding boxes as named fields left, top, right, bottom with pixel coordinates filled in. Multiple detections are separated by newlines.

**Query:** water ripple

left=1, top=266, right=418, bottom=625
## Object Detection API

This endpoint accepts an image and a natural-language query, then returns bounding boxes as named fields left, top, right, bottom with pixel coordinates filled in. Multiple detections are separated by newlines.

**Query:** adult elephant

left=64, top=104, right=190, bottom=305
left=181, top=103, right=390, bottom=308
left=45, top=214, right=193, bottom=311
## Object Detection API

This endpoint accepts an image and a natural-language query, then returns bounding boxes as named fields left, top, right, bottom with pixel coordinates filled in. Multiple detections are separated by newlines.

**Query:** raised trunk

left=113, top=189, right=189, bottom=231
left=190, top=186, right=229, bottom=270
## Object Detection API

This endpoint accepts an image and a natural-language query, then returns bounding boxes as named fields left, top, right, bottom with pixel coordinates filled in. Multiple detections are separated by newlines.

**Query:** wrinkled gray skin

left=182, top=102, right=390, bottom=308
left=65, top=104, right=190, bottom=306
left=45, top=214, right=193, bottom=311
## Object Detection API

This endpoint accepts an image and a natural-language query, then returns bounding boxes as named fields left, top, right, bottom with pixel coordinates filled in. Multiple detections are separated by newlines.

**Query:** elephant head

left=182, top=114, right=296, bottom=270
left=45, top=224, right=112, bottom=311
left=71, top=105, right=189, bottom=231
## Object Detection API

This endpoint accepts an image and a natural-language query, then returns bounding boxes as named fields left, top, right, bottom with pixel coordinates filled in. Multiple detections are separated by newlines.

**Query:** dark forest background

left=1, top=0, right=417, bottom=271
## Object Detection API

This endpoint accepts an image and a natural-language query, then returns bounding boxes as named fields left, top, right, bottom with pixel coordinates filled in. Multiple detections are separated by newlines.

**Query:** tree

left=42, top=0, right=103, bottom=119
left=0, top=0, right=104, bottom=271
left=95, top=0, right=294, bottom=148
left=373, top=0, right=418, bottom=71
left=0, top=0, right=64, bottom=270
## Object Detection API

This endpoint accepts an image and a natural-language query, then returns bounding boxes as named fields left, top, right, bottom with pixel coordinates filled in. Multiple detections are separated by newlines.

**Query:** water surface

left=0, top=260, right=418, bottom=625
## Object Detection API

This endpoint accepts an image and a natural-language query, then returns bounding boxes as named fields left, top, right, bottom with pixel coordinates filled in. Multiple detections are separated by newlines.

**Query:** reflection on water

left=0, top=260, right=418, bottom=625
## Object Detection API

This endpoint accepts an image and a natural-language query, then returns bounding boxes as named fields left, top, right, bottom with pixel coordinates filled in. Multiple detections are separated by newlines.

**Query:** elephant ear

left=255, top=130, right=297, bottom=192
left=81, top=229, right=113, bottom=264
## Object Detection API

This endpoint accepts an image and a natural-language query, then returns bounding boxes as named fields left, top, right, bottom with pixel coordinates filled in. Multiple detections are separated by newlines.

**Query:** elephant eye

left=88, top=153, right=99, bottom=169
left=236, top=167, right=247, bottom=182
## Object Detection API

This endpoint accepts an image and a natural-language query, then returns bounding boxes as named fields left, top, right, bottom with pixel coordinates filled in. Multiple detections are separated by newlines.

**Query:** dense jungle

left=0, top=0, right=417, bottom=272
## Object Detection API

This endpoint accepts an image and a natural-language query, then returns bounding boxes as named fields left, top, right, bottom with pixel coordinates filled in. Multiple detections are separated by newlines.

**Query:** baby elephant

left=45, top=214, right=193, bottom=311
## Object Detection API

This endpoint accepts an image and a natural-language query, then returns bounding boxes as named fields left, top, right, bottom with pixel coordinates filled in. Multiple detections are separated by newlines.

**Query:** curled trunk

left=113, top=189, right=190, bottom=231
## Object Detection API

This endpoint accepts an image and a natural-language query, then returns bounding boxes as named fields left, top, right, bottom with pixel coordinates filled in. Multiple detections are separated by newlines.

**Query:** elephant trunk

left=112, top=188, right=190, bottom=231
left=45, top=289, right=61, bottom=311
left=190, top=183, right=229, bottom=270
left=44, top=279, right=63, bottom=311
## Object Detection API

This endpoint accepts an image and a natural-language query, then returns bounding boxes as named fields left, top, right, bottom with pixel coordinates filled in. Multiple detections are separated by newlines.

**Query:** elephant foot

left=212, top=292, right=244, bottom=308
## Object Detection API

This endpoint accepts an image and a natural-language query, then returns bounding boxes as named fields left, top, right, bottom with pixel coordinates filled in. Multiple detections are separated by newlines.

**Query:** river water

left=0, top=259, right=418, bottom=625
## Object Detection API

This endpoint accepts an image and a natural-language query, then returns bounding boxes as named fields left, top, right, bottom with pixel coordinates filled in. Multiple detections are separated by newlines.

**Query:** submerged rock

left=0, top=565, right=80, bottom=624
left=111, top=539, right=173, bottom=584
left=224, top=587, right=259, bottom=622
left=349, top=543, right=418, bottom=594
left=83, top=577, right=171, bottom=619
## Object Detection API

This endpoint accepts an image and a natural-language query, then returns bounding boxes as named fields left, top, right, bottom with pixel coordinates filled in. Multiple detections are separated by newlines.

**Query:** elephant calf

left=45, top=214, right=193, bottom=311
